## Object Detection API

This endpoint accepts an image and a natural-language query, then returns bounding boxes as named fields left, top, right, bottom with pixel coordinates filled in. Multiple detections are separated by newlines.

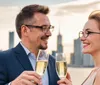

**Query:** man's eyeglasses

left=79, top=31, right=100, bottom=38
left=25, top=24, right=54, bottom=33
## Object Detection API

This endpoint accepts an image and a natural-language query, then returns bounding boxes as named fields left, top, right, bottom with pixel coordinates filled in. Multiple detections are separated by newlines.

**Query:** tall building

left=83, top=54, right=94, bottom=67
left=9, top=32, right=14, bottom=49
left=70, top=53, right=75, bottom=65
left=70, top=38, right=94, bottom=67
left=57, top=28, right=63, bottom=53
left=74, top=38, right=83, bottom=66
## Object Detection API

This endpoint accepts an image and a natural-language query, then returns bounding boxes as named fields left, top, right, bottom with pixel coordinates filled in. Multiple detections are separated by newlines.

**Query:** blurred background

left=0, top=0, right=100, bottom=85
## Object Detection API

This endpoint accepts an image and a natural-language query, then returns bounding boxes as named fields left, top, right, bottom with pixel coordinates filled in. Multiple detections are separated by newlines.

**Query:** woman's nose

left=80, top=36, right=86, bottom=41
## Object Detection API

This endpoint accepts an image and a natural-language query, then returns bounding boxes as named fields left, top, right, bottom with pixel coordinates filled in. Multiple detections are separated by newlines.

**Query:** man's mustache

left=41, top=36, right=49, bottom=40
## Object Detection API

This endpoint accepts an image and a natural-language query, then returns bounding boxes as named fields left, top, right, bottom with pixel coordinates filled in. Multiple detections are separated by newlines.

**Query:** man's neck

left=21, top=41, right=39, bottom=57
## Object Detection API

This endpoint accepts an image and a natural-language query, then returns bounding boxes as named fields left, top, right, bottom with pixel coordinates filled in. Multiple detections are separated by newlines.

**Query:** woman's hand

left=57, top=72, right=72, bottom=85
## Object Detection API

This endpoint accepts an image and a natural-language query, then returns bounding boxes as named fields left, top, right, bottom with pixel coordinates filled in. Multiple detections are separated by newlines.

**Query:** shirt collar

left=20, top=42, right=37, bottom=60
left=20, top=42, right=30, bottom=55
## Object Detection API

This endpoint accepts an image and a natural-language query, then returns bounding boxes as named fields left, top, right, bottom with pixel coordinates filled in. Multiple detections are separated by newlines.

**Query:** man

left=0, top=4, right=71, bottom=85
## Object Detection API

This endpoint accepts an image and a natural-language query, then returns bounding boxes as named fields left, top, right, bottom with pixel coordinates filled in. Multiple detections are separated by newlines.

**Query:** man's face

left=27, top=13, right=52, bottom=50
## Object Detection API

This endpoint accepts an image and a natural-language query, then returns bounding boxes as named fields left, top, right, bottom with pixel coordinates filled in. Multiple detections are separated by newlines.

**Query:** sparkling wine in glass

left=35, top=50, right=49, bottom=76
left=56, top=53, right=67, bottom=78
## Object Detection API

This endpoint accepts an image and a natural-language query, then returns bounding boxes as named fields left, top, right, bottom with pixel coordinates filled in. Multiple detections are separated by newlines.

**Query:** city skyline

left=0, top=0, right=100, bottom=57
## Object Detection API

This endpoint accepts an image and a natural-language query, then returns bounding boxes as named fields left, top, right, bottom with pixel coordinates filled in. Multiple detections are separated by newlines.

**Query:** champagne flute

left=35, top=50, right=49, bottom=76
left=56, top=53, right=67, bottom=78
left=32, top=50, right=49, bottom=85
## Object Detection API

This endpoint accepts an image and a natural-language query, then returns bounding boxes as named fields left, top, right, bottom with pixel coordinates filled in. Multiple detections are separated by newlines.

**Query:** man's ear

left=21, top=25, right=30, bottom=37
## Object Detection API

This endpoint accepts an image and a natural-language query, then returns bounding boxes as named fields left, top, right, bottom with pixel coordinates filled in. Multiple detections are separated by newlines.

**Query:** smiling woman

left=79, top=10, right=100, bottom=85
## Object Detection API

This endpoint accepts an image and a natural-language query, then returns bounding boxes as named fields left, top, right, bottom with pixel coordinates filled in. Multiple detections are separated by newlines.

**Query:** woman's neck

left=92, top=51, right=100, bottom=67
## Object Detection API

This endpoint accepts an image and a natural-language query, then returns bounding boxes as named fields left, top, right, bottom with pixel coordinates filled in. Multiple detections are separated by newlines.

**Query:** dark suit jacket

left=0, top=43, right=59, bottom=85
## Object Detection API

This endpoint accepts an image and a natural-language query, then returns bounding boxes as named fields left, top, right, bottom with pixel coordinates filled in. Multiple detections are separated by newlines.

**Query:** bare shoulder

left=94, top=68, right=100, bottom=85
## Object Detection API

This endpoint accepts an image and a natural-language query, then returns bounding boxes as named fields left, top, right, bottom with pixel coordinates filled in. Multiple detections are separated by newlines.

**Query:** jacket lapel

left=13, top=43, right=33, bottom=71
left=47, top=55, right=60, bottom=85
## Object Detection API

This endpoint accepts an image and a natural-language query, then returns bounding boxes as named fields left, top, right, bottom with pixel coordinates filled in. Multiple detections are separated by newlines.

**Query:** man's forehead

left=33, top=13, right=50, bottom=25
left=34, top=12, right=47, bottom=18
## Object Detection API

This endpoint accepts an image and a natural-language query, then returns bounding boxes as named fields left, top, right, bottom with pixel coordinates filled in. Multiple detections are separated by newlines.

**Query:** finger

left=20, top=78, right=33, bottom=85
left=21, top=76, right=42, bottom=85
left=21, top=71, right=42, bottom=85
left=23, top=71, right=42, bottom=79
left=66, top=72, right=71, bottom=81
left=30, top=75, right=42, bottom=85
left=64, top=78, right=72, bottom=85
left=21, top=73, right=41, bottom=82
left=57, top=78, right=71, bottom=85
left=58, top=84, right=65, bottom=85
left=57, top=78, right=66, bottom=84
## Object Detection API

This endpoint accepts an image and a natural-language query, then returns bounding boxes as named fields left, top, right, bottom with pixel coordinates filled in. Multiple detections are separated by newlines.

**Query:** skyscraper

left=57, top=28, right=63, bottom=53
left=74, top=38, right=83, bottom=66
left=9, top=31, right=14, bottom=49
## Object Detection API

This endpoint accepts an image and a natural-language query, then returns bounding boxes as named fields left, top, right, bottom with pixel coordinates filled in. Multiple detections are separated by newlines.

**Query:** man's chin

left=40, top=45, right=48, bottom=50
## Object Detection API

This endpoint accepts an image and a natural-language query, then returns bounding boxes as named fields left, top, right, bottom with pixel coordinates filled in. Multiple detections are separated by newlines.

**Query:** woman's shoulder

left=94, top=67, right=100, bottom=85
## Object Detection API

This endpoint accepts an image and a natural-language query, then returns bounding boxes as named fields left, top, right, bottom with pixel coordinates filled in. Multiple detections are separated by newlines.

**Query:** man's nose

left=45, top=30, right=52, bottom=36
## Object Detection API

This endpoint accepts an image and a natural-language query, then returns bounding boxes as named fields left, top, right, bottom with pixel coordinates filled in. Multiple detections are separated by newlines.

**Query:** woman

left=66, top=10, right=100, bottom=85
left=79, top=10, right=100, bottom=85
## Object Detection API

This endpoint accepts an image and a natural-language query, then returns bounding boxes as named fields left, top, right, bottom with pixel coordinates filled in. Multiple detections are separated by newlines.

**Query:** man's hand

left=11, top=71, right=42, bottom=85
left=57, top=72, right=72, bottom=85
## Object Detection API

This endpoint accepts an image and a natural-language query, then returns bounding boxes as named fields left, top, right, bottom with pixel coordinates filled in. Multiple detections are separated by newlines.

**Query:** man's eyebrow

left=84, top=28, right=91, bottom=31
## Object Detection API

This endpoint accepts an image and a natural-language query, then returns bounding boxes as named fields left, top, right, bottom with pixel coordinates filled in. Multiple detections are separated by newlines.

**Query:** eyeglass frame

left=25, top=24, right=54, bottom=33
left=79, top=30, right=100, bottom=38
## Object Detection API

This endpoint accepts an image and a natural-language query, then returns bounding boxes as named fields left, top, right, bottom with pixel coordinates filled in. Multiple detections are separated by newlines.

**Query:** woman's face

left=80, top=19, right=100, bottom=55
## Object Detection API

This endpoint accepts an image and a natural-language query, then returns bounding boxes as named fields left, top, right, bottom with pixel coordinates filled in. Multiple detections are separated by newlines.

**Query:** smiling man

left=0, top=4, right=70, bottom=85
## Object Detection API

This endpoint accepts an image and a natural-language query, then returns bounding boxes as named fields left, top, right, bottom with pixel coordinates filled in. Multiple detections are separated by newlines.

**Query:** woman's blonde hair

left=89, top=10, right=100, bottom=30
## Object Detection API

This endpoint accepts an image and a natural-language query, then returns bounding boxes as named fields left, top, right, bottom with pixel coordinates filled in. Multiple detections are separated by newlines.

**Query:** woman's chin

left=82, top=49, right=90, bottom=54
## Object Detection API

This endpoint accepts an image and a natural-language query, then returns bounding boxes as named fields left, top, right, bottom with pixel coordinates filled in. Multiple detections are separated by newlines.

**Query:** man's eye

left=86, top=31, right=90, bottom=34
left=42, top=26, right=47, bottom=29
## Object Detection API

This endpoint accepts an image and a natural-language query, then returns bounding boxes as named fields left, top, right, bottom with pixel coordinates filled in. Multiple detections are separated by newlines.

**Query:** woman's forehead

left=83, top=19, right=99, bottom=31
